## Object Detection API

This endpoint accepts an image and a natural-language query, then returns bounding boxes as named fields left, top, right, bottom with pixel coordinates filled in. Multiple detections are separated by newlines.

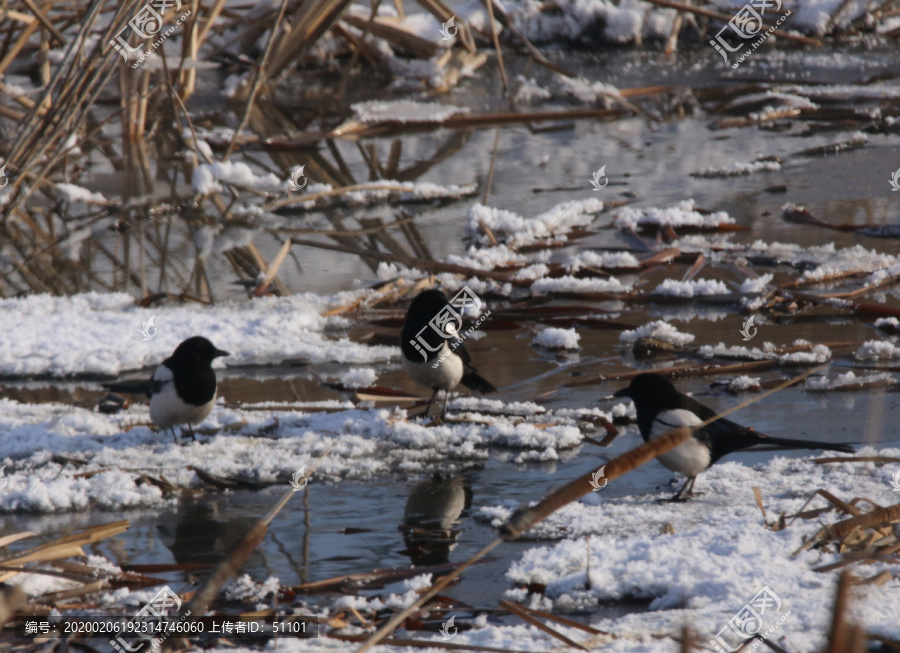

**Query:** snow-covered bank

left=0, top=397, right=589, bottom=513
left=479, top=449, right=900, bottom=651
left=0, top=291, right=394, bottom=377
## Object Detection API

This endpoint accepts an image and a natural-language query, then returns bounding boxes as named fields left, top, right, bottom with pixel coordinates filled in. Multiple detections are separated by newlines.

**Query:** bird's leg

left=170, top=427, right=177, bottom=444
left=187, top=424, right=196, bottom=442
left=669, top=476, right=696, bottom=502
left=440, top=390, right=450, bottom=420
left=424, top=389, right=438, bottom=416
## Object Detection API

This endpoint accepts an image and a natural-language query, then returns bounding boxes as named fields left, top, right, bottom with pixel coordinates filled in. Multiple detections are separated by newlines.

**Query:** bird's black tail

left=760, top=436, right=855, bottom=454
left=461, top=371, right=496, bottom=394
left=102, top=380, right=154, bottom=396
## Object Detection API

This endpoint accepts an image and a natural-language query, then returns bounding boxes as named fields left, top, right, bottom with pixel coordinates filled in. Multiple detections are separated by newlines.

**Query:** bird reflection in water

left=400, top=474, right=472, bottom=566
left=157, top=502, right=264, bottom=578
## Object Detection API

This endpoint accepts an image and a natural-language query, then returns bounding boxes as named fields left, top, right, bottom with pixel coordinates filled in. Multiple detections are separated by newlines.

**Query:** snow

left=619, top=320, right=695, bottom=347
left=564, top=250, right=641, bottom=272
left=192, top=161, right=282, bottom=193
left=338, top=368, right=378, bottom=388
left=692, top=160, right=782, bottom=178
left=700, top=342, right=832, bottom=364
left=533, top=327, right=581, bottom=350
left=874, top=317, right=900, bottom=330
left=0, top=291, right=395, bottom=377
left=0, top=401, right=590, bottom=512
left=651, top=278, right=730, bottom=297
left=349, top=101, right=469, bottom=124
left=558, top=76, right=623, bottom=104
left=614, top=199, right=735, bottom=230
left=724, top=375, right=761, bottom=391
left=531, top=275, right=631, bottom=295
left=805, top=370, right=895, bottom=390
left=740, top=274, right=774, bottom=293
left=56, top=183, right=108, bottom=204
left=478, top=448, right=900, bottom=651
left=467, top=199, right=604, bottom=249
left=856, top=340, right=900, bottom=361
left=513, top=75, right=551, bottom=104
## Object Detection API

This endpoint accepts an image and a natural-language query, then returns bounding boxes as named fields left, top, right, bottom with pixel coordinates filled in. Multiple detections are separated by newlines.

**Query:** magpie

left=613, top=373, right=855, bottom=501
left=103, top=336, right=229, bottom=441
left=400, top=289, right=496, bottom=418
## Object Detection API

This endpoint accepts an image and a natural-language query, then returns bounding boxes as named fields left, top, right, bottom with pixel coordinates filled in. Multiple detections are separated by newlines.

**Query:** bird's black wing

left=455, top=340, right=497, bottom=394
left=680, top=391, right=854, bottom=463
left=102, top=375, right=163, bottom=399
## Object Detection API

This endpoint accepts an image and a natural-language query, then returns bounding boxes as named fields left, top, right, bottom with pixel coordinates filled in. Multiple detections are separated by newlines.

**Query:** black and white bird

left=613, top=373, right=855, bottom=501
left=400, top=289, right=496, bottom=417
left=103, top=336, right=229, bottom=441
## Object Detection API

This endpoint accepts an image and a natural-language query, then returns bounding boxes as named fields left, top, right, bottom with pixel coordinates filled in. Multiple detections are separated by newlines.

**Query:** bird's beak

left=613, top=387, right=631, bottom=398
left=214, top=349, right=230, bottom=358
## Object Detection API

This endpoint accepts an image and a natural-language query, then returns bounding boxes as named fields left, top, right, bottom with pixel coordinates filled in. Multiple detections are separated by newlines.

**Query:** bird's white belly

left=651, top=409, right=711, bottom=477
left=402, top=343, right=464, bottom=391
left=149, top=382, right=216, bottom=429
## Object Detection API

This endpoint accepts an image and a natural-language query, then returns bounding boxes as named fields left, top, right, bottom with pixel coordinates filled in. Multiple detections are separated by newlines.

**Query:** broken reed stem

left=827, top=571, right=854, bottom=653
left=814, top=503, right=900, bottom=542
left=483, top=0, right=507, bottom=91
left=223, top=0, right=292, bottom=160
left=356, top=365, right=821, bottom=652
left=482, top=127, right=502, bottom=205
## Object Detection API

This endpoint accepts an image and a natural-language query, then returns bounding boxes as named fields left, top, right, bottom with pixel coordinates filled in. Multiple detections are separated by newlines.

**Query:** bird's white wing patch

left=650, top=409, right=710, bottom=476
left=152, top=364, right=174, bottom=382
left=651, top=409, right=703, bottom=438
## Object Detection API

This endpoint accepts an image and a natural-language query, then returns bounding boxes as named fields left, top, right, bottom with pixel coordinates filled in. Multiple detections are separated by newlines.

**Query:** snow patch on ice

left=619, top=320, right=695, bottom=347
left=533, top=328, right=581, bottom=350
